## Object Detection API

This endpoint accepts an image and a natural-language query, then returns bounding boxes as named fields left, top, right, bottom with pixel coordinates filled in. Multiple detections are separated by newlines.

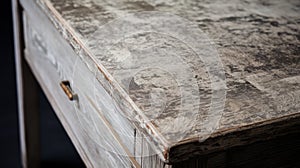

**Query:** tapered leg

left=12, top=0, right=40, bottom=167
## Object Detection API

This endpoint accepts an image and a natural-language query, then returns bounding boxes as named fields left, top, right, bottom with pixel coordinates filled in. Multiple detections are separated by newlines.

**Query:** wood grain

left=20, top=0, right=300, bottom=166
left=23, top=6, right=138, bottom=168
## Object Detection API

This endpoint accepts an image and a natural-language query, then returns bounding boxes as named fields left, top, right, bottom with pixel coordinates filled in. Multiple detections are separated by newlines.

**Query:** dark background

left=0, top=1, right=84, bottom=167
left=1, top=1, right=300, bottom=168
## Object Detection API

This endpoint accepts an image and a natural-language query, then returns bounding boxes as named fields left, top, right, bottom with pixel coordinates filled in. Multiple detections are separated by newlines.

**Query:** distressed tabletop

left=34, top=0, right=299, bottom=163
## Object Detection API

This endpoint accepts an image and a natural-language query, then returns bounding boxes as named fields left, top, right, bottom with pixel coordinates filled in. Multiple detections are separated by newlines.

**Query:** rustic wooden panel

left=21, top=0, right=174, bottom=167
left=23, top=7, right=139, bottom=168
left=19, top=0, right=300, bottom=166
left=23, top=0, right=300, bottom=163
left=172, top=132, right=300, bottom=168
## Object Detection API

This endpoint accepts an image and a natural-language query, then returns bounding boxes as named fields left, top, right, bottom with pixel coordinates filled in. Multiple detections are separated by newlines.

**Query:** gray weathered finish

left=17, top=0, right=300, bottom=167
left=23, top=6, right=142, bottom=167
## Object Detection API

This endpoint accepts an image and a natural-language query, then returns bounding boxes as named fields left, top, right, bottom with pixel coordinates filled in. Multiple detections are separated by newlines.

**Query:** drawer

left=22, top=5, right=140, bottom=168
left=18, top=0, right=300, bottom=167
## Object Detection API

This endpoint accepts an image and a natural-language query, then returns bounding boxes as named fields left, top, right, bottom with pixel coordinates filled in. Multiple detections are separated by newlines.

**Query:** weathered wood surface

left=172, top=132, right=300, bottom=168
left=23, top=5, right=143, bottom=167
left=20, top=0, right=300, bottom=165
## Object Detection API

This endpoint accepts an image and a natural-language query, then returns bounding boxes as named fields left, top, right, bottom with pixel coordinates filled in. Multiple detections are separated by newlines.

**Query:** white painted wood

left=21, top=0, right=171, bottom=167
left=23, top=8, right=139, bottom=168
left=18, top=0, right=300, bottom=167
left=22, top=0, right=300, bottom=164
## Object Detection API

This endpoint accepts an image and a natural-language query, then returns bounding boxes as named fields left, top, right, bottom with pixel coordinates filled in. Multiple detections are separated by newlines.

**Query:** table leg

left=12, top=0, right=40, bottom=167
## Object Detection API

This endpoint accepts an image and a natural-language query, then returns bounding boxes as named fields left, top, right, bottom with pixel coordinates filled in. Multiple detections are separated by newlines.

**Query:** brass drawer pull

left=60, top=81, right=77, bottom=101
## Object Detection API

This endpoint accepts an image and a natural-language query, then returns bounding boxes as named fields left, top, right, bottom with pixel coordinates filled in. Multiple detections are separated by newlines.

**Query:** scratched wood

left=19, top=0, right=300, bottom=167
left=23, top=6, right=140, bottom=168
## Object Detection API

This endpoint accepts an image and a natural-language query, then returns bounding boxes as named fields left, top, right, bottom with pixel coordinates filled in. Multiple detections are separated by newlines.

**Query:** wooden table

left=12, top=0, right=300, bottom=167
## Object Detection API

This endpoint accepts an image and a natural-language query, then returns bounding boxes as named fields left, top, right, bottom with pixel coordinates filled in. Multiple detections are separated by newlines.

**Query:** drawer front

left=22, top=4, right=139, bottom=168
